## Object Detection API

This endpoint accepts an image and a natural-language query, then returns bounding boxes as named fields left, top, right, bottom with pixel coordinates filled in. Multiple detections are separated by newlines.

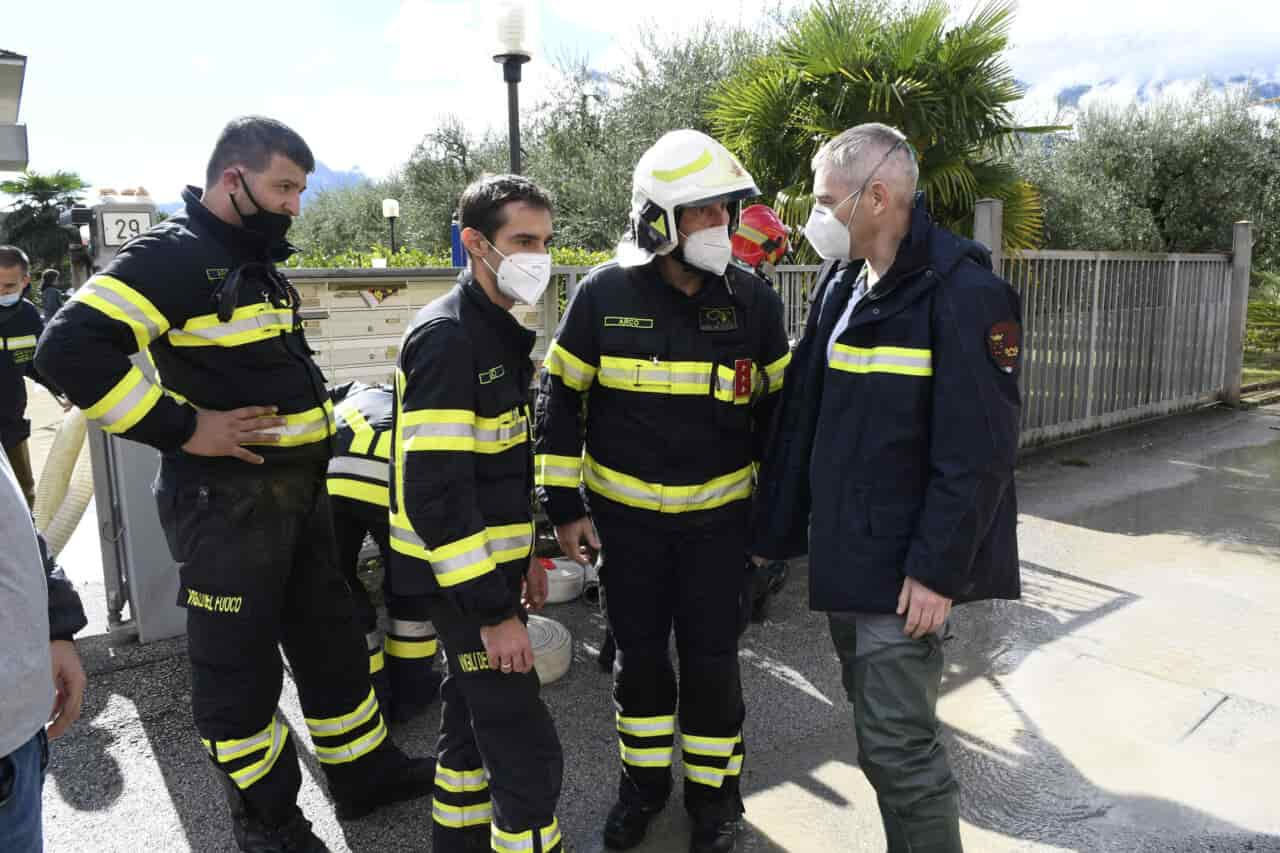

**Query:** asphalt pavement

left=26, top=382, right=1280, bottom=852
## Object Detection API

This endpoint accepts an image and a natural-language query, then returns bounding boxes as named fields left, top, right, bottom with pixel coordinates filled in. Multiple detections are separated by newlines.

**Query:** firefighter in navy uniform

left=35, top=117, right=433, bottom=853
left=0, top=245, right=68, bottom=508
left=535, top=130, right=791, bottom=853
left=754, top=124, right=1023, bottom=853
left=326, top=380, right=441, bottom=722
left=390, top=175, right=564, bottom=853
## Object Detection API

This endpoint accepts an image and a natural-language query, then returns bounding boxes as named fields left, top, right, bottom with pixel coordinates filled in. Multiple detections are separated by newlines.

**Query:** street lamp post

left=382, top=198, right=400, bottom=255
left=493, top=1, right=533, bottom=174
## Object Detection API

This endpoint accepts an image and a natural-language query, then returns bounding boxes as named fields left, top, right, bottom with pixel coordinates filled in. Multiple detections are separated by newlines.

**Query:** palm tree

left=709, top=0, right=1063, bottom=255
left=0, top=170, right=89, bottom=273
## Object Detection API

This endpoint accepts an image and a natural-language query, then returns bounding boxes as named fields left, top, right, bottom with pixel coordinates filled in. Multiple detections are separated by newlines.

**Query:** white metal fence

left=1002, top=251, right=1234, bottom=444
left=774, top=253, right=1240, bottom=446
left=299, top=225, right=1250, bottom=450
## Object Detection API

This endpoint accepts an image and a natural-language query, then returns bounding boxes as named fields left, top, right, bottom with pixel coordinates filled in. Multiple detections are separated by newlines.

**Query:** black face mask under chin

left=230, top=169, right=293, bottom=245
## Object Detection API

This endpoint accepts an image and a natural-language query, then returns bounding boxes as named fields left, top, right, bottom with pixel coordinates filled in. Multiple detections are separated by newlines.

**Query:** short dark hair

left=41, top=269, right=60, bottom=287
left=205, top=116, right=316, bottom=188
left=458, top=174, right=554, bottom=243
left=0, top=245, right=30, bottom=274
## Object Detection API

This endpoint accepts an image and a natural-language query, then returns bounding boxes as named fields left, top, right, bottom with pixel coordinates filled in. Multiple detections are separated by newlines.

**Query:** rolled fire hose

left=42, top=439, right=95, bottom=557
left=544, top=558, right=585, bottom=604
left=33, top=407, right=87, bottom=532
left=528, top=614, right=572, bottom=685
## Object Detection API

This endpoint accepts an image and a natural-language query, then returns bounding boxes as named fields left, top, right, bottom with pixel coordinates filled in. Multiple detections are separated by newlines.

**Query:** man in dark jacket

left=326, top=380, right=440, bottom=722
left=35, top=117, right=433, bottom=852
left=0, top=446, right=88, bottom=853
left=754, top=123, right=1022, bottom=853
left=0, top=246, right=67, bottom=508
left=40, top=269, right=68, bottom=322
left=390, top=175, right=563, bottom=853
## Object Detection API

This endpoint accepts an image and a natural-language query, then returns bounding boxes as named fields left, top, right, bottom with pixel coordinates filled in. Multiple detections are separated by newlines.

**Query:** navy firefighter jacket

left=753, top=201, right=1023, bottom=613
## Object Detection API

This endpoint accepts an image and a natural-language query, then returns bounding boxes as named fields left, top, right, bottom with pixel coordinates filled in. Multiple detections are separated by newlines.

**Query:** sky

left=4, top=0, right=1278, bottom=205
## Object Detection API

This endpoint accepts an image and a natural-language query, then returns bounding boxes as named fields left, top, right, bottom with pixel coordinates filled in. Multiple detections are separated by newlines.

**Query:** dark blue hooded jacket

left=753, top=202, right=1023, bottom=613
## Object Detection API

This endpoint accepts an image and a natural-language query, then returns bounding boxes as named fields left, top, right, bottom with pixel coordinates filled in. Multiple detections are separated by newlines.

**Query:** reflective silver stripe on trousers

left=210, top=721, right=275, bottom=760
left=99, top=375, right=153, bottom=428
left=433, top=800, right=493, bottom=825
left=617, top=717, right=674, bottom=735
left=180, top=309, right=294, bottom=342
left=390, top=619, right=435, bottom=638
left=327, top=455, right=389, bottom=483
left=81, top=280, right=165, bottom=340
left=365, top=631, right=381, bottom=652
left=435, top=765, right=488, bottom=788
left=492, top=831, right=536, bottom=852
left=681, top=734, right=738, bottom=756
left=307, top=691, right=377, bottom=735
left=685, top=764, right=728, bottom=786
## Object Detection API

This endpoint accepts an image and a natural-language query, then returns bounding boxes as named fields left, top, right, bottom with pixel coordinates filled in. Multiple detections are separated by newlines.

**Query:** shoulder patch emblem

left=604, top=316, right=654, bottom=330
left=478, top=364, right=506, bottom=385
left=205, top=268, right=229, bottom=282
left=987, top=321, right=1021, bottom=374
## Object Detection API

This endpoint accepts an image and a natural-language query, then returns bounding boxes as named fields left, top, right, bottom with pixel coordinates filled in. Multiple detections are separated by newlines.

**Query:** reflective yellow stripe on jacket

left=583, top=454, right=752, bottom=514
left=534, top=453, right=583, bottom=489
left=71, top=274, right=170, bottom=351
left=388, top=520, right=534, bottom=587
left=242, top=400, right=335, bottom=447
left=829, top=345, right=932, bottom=377
left=399, top=408, right=529, bottom=455
left=544, top=340, right=596, bottom=391
left=84, top=365, right=163, bottom=434
left=168, top=302, right=295, bottom=348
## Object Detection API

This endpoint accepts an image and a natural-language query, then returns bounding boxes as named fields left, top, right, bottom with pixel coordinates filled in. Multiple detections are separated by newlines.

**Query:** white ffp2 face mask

left=484, top=246, right=553, bottom=306
left=680, top=225, right=733, bottom=276
left=0, top=292, right=21, bottom=307
left=803, top=189, right=862, bottom=262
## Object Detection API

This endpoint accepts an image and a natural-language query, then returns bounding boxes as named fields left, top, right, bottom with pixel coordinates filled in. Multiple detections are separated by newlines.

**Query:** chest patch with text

left=604, top=316, right=654, bottom=330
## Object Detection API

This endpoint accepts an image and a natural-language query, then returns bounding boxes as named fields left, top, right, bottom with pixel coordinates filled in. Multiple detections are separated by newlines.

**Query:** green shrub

left=285, top=244, right=611, bottom=270
left=1246, top=300, right=1280, bottom=352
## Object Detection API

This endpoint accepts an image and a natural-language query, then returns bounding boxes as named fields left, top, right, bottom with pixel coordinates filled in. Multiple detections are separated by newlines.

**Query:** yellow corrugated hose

left=33, top=408, right=95, bottom=557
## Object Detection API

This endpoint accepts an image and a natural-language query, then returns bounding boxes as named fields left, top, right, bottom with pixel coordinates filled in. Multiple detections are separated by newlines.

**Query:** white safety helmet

left=616, top=129, right=760, bottom=268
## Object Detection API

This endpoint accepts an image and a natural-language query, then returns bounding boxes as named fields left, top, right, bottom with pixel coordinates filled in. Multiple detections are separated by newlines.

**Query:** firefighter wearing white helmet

left=534, top=129, right=792, bottom=853
left=615, top=129, right=762, bottom=271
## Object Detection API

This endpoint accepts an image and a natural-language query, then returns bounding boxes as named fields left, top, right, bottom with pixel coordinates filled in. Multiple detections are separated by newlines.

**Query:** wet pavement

left=26, top=381, right=1280, bottom=852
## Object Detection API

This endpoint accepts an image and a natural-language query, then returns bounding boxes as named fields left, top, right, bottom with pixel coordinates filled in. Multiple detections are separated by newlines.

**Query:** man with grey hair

left=753, top=123, right=1023, bottom=852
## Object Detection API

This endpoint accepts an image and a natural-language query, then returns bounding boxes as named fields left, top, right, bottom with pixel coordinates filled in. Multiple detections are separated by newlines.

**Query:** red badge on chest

left=734, top=359, right=753, bottom=400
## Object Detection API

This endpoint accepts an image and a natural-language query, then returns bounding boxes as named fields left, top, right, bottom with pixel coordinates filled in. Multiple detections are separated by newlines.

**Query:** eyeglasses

left=823, top=137, right=912, bottom=217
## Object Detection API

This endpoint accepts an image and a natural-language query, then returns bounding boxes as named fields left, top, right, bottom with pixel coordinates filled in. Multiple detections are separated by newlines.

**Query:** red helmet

left=732, top=204, right=790, bottom=270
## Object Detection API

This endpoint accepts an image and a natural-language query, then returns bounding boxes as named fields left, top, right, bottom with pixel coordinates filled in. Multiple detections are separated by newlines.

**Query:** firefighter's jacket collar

left=181, top=185, right=298, bottom=264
